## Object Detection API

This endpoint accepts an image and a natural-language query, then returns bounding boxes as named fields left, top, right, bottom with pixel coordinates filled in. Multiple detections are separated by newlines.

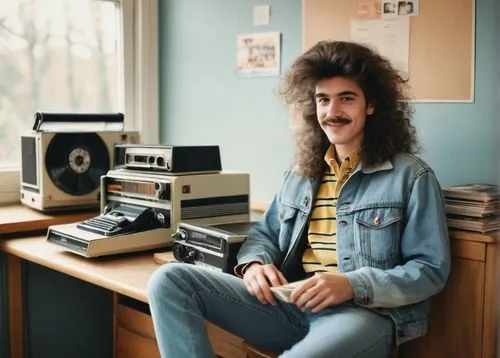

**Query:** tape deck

left=20, top=112, right=139, bottom=211
left=114, top=144, right=222, bottom=174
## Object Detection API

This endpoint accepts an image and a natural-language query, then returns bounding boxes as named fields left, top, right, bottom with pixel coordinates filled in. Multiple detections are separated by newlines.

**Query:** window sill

left=0, top=204, right=98, bottom=235
left=0, top=169, right=20, bottom=205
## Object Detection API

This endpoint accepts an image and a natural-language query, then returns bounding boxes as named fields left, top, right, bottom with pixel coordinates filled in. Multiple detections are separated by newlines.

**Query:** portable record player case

left=20, top=112, right=139, bottom=212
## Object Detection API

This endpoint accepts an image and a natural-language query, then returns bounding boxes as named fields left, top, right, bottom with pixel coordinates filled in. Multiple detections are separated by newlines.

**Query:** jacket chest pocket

left=354, top=206, right=403, bottom=269
left=278, top=204, right=300, bottom=251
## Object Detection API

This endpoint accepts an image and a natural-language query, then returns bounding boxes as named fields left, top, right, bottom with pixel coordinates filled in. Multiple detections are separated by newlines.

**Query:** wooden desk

left=0, top=236, right=154, bottom=303
left=0, top=205, right=256, bottom=358
left=0, top=236, right=153, bottom=358
left=0, top=206, right=498, bottom=358
left=1, top=236, right=248, bottom=358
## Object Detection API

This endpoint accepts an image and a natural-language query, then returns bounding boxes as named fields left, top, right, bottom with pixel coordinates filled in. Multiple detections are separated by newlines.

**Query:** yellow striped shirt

left=302, top=145, right=360, bottom=274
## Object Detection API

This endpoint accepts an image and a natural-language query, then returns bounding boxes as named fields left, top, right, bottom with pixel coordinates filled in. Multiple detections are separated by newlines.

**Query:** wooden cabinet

left=400, top=230, right=497, bottom=358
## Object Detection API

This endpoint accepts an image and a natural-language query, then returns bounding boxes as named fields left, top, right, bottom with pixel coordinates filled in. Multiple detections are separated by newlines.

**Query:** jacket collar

left=360, top=159, right=393, bottom=174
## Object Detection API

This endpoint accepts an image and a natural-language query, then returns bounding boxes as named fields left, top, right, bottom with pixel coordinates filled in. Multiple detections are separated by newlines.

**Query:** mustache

left=321, top=116, right=352, bottom=125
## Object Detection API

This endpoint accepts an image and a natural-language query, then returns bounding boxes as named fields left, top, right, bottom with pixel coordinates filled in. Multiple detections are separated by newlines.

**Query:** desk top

left=0, top=205, right=98, bottom=235
left=0, top=235, right=169, bottom=303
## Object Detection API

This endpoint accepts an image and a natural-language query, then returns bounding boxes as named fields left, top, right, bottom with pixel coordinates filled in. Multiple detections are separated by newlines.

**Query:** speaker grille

left=21, top=136, right=37, bottom=185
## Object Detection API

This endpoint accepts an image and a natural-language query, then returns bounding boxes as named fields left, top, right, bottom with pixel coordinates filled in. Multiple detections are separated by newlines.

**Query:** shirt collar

left=324, top=145, right=362, bottom=175
left=322, top=145, right=395, bottom=175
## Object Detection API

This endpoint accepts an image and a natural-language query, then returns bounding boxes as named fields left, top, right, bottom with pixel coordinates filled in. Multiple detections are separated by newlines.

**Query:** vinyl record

left=45, top=133, right=110, bottom=196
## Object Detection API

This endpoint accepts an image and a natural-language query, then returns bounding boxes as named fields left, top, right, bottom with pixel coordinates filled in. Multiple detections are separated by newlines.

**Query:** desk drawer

left=116, top=326, right=161, bottom=358
left=116, top=300, right=156, bottom=339
left=115, top=296, right=160, bottom=358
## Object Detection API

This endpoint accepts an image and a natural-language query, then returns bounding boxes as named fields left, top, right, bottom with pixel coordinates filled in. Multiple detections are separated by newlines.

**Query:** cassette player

left=46, top=169, right=251, bottom=257
left=172, top=221, right=257, bottom=274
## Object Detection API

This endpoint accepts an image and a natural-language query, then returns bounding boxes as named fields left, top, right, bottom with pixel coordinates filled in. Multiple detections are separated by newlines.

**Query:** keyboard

left=77, top=214, right=130, bottom=236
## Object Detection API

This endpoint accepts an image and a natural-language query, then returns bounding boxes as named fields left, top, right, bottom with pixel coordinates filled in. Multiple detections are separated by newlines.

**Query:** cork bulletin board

left=302, top=0, right=475, bottom=102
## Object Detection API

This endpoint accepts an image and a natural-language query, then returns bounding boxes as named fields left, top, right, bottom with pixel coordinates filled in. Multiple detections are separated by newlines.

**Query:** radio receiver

left=172, top=221, right=256, bottom=274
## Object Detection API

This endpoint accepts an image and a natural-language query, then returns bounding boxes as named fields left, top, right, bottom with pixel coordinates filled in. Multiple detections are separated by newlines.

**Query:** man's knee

left=147, top=263, right=193, bottom=299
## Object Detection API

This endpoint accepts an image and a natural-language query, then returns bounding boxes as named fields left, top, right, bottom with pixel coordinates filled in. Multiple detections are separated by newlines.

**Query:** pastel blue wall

left=159, top=0, right=498, bottom=202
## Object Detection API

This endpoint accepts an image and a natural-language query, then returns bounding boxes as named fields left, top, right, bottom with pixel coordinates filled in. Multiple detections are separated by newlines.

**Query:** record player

left=20, top=112, right=139, bottom=212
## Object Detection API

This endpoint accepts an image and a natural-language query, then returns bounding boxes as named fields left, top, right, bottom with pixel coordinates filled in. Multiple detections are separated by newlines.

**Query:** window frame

left=0, top=0, right=159, bottom=205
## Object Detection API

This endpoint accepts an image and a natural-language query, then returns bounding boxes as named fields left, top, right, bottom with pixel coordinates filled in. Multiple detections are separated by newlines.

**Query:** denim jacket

left=237, top=153, right=451, bottom=344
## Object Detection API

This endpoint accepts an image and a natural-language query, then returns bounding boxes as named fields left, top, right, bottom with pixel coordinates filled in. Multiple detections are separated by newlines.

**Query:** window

left=0, top=0, right=158, bottom=204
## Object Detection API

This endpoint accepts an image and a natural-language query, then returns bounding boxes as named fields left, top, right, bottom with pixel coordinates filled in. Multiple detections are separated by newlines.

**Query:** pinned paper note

left=253, top=5, right=270, bottom=26
left=350, top=17, right=410, bottom=74
left=356, top=0, right=382, bottom=19
left=236, top=32, right=281, bottom=77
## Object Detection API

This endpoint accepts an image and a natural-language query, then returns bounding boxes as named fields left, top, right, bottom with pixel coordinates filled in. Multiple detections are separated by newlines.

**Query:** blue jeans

left=147, top=263, right=395, bottom=358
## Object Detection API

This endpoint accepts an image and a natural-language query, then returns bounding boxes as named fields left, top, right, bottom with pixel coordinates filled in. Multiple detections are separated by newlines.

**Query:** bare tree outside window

left=0, top=0, right=119, bottom=167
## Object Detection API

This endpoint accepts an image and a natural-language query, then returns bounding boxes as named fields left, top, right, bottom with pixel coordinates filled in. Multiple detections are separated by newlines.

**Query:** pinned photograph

left=397, top=0, right=419, bottom=16
left=236, top=32, right=281, bottom=77
left=382, top=0, right=397, bottom=17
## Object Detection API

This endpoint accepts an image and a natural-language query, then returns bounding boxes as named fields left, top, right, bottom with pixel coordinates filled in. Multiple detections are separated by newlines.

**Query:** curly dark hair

left=280, top=41, right=419, bottom=179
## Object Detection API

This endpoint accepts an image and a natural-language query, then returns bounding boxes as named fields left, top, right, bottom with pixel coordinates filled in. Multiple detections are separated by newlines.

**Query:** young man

left=148, top=41, right=450, bottom=358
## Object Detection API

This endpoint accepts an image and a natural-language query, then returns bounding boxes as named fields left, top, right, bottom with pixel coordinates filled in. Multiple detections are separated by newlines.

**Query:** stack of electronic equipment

left=46, top=143, right=252, bottom=258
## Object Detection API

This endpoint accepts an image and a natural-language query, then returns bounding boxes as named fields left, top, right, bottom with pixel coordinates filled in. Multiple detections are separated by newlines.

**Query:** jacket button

left=373, top=216, right=381, bottom=225
left=338, top=220, right=347, bottom=226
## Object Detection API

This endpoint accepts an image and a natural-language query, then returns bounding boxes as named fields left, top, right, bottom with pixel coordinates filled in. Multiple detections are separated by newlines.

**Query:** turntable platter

left=45, top=133, right=110, bottom=195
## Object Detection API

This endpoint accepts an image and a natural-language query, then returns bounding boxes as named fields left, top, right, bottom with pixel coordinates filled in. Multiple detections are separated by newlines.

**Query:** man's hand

left=243, top=263, right=288, bottom=305
left=289, top=272, right=354, bottom=313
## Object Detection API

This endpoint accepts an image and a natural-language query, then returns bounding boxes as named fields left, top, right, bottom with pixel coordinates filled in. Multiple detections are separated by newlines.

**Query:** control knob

left=172, top=242, right=197, bottom=263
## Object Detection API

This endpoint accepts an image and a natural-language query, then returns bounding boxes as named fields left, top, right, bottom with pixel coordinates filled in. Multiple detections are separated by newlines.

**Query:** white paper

left=270, top=280, right=307, bottom=303
left=253, top=5, right=270, bottom=26
left=350, top=17, right=410, bottom=74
